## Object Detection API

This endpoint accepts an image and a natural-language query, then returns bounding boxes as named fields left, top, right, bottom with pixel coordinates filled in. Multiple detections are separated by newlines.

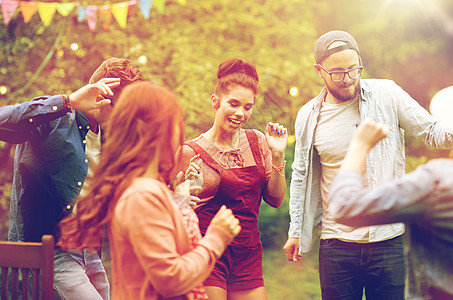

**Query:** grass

left=263, top=247, right=321, bottom=300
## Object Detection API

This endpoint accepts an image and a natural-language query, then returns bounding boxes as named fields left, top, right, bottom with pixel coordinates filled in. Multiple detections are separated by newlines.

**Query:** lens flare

left=430, top=86, right=453, bottom=130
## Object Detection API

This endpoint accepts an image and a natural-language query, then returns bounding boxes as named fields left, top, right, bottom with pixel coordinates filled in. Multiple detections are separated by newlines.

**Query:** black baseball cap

left=314, top=30, right=360, bottom=64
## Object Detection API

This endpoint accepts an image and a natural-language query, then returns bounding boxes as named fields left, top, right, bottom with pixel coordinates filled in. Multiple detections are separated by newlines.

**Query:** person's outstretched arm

left=329, top=119, right=434, bottom=226
left=264, top=122, right=288, bottom=207
left=0, top=78, right=119, bottom=143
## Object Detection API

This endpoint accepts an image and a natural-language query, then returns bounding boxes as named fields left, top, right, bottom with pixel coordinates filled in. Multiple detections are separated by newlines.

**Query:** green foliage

left=1, top=0, right=322, bottom=138
left=406, top=154, right=428, bottom=174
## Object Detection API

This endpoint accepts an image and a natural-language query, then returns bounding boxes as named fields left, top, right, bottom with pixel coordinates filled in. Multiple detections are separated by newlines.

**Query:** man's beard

left=326, top=80, right=361, bottom=102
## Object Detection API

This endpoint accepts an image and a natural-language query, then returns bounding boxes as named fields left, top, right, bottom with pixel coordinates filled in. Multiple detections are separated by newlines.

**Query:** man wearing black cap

left=283, top=30, right=453, bottom=299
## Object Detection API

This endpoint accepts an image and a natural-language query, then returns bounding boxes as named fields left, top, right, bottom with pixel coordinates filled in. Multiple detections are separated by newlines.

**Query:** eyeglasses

left=318, top=64, right=363, bottom=82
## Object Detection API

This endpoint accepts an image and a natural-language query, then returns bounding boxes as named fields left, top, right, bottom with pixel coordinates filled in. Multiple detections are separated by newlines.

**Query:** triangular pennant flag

left=111, top=2, right=128, bottom=29
left=56, top=2, right=75, bottom=17
left=86, top=6, right=97, bottom=31
left=1, top=0, right=18, bottom=25
left=177, top=0, right=186, bottom=6
left=153, top=0, right=164, bottom=14
left=19, top=1, right=37, bottom=23
left=99, top=5, right=112, bottom=31
left=127, top=0, right=137, bottom=17
left=138, top=0, right=151, bottom=19
left=77, top=6, right=86, bottom=22
left=37, top=2, right=57, bottom=27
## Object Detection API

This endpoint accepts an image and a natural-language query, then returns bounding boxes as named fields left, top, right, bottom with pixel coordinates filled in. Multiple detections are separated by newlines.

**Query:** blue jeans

left=319, top=235, right=405, bottom=300
left=53, top=248, right=110, bottom=300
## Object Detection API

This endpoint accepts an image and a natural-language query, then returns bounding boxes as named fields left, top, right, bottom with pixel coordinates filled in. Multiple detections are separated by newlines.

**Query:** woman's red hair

left=58, top=81, right=184, bottom=250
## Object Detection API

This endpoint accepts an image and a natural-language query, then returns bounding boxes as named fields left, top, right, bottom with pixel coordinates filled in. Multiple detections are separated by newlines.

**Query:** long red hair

left=58, top=81, right=184, bottom=250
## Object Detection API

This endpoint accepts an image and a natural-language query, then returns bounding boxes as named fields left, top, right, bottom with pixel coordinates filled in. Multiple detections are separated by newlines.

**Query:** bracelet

left=272, top=160, right=286, bottom=176
left=62, top=94, right=73, bottom=113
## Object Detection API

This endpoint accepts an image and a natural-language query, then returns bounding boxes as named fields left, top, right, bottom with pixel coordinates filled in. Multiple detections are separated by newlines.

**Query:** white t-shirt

left=314, top=96, right=371, bottom=242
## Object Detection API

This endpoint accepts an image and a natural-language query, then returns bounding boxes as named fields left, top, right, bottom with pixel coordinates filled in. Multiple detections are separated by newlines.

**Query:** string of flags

left=0, top=0, right=186, bottom=31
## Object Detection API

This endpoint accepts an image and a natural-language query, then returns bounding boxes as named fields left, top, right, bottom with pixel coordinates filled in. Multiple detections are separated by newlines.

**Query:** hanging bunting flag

left=127, top=0, right=137, bottom=17
left=19, top=1, right=37, bottom=23
left=1, top=0, right=185, bottom=28
left=86, top=5, right=97, bottom=31
left=138, top=0, right=151, bottom=19
left=154, top=0, right=164, bottom=14
left=111, top=2, right=128, bottom=29
left=99, top=5, right=112, bottom=31
left=56, top=2, right=75, bottom=17
left=77, top=5, right=86, bottom=22
left=37, top=2, right=56, bottom=26
left=1, top=0, right=19, bottom=25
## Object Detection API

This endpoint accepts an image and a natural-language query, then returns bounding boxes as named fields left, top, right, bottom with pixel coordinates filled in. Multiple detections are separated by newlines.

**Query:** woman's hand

left=184, top=155, right=203, bottom=196
left=265, top=122, right=288, bottom=154
left=209, top=205, right=241, bottom=237
left=265, top=122, right=288, bottom=203
left=173, top=155, right=204, bottom=206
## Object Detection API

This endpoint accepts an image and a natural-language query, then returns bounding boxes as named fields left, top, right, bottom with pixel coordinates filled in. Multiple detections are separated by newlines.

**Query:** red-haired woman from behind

left=58, top=81, right=241, bottom=300
left=176, top=58, right=288, bottom=300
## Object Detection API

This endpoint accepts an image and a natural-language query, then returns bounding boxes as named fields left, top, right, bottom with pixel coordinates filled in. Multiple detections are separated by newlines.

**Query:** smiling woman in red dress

left=176, top=58, right=288, bottom=300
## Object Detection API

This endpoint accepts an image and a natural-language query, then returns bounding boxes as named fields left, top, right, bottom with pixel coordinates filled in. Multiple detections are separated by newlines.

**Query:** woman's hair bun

left=217, top=58, right=258, bottom=83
